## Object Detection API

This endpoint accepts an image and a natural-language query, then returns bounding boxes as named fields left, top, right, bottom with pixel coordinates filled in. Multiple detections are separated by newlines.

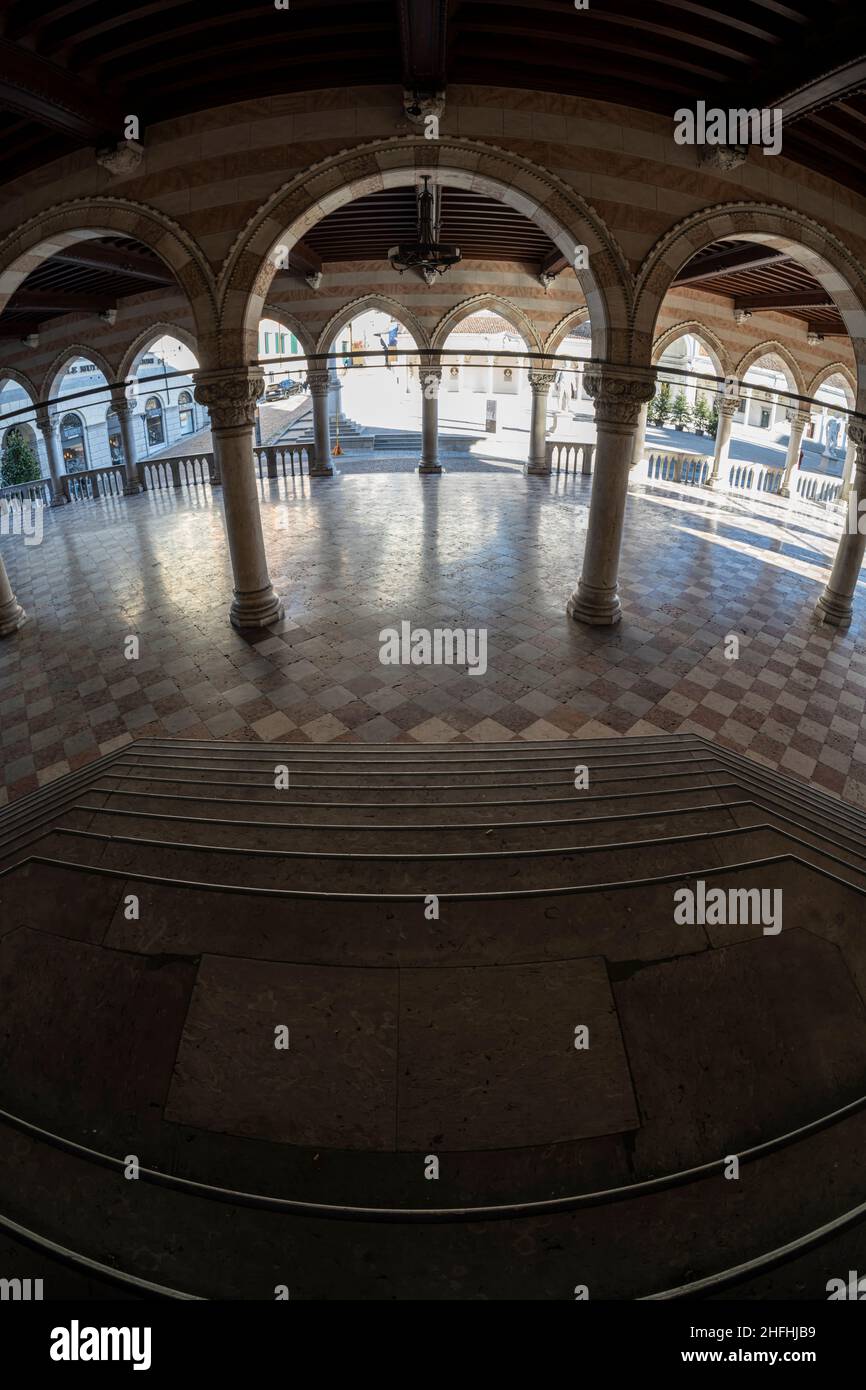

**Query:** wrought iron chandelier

left=389, top=177, right=461, bottom=283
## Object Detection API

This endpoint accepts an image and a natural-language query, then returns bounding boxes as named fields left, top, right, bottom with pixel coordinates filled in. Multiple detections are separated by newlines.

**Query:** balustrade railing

left=140, top=454, right=217, bottom=490
left=646, top=450, right=711, bottom=486
left=253, top=445, right=311, bottom=479
left=62, top=465, right=126, bottom=502
left=0, top=478, right=52, bottom=508
left=794, top=473, right=842, bottom=504
left=545, top=440, right=595, bottom=475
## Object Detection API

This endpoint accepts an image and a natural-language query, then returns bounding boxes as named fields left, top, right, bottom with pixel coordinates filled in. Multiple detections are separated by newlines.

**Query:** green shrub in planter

left=670, top=391, right=691, bottom=431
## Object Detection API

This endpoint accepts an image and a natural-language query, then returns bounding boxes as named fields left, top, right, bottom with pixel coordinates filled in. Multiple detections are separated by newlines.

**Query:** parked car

left=264, top=377, right=304, bottom=400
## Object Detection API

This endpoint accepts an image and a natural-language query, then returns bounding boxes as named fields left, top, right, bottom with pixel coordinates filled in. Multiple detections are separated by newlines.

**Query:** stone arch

left=652, top=320, right=733, bottom=380
left=260, top=304, right=316, bottom=360
left=0, top=198, right=219, bottom=366
left=41, top=344, right=114, bottom=401
left=0, top=366, right=39, bottom=405
left=431, top=294, right=543, bottom=355
left=315, top=294, right=430, bottom=356
left=807, top=361, right=857, bottom=407
left=118, top=321, right=200, bottom=383
left=545, top=306, right=591, bottom=354
left=220, top=137, right=631, bottom=364
left=734, top=340, right=807, bottom=397
left=633, top=202, right=866, bottom=410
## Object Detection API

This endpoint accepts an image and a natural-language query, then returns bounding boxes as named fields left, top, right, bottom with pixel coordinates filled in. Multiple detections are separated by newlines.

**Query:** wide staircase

left=1, top=732, right=866, bottom=1300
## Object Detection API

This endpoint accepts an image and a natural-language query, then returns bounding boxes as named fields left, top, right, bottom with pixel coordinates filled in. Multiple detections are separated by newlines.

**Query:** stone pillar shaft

left=632, top=402, right=649, bottom=469
left=0, top=551, right=26, bottom=635
left=816, top=424, right=866, bottom=628
left=110, top=386, right=143, bottom=495
left=526, top=369, right=556, bottom=475
left=567, top=365, right=656, bottom=626
left=419, top=363, right=442, bottom=474
left=708, top=397, right=739, bottom=487
left=307, top=371, right=334, bottom=476
left=194, top=368, right=284, bottom=629
left=780, top=410, right=811, bottom=496
left=35, top=408, right=68, bottom=506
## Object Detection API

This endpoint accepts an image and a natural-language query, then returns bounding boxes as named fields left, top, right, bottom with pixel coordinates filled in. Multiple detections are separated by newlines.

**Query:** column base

left=309, top=464, right=335, bottom=478
left=0, top=598, right=27, bottom=636
left=49, top=493, right=69, bottom=508
left=814, top=587, right=852, bottom=628
left=123, top=481, right=144, bottom=496
left=418, top=462, right=442, bottom=475
left=566, top=582, right=622, bottom=627
left=230, top=586, right=285, bottom=630
left=525, top=463, right=551, bottom=477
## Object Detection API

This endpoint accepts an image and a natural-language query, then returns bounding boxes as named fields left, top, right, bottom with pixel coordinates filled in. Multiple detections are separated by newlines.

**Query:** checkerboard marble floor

left=2, top=468, right=866, bottom=807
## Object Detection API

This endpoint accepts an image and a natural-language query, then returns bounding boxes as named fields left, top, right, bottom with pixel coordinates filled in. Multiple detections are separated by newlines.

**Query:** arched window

left=106, top=408, right=123, bottom=465
left=178, top=390, right=195, bottom=435
left=144, top=396, right=165, bottom=448
left=60, top=413, right=87, bottom=472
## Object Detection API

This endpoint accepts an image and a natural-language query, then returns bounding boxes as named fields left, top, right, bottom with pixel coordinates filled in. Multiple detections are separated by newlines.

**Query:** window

left=106, top=409, right=123, bottom=465
left=759, top=408, right=771, bottom=430
left=178, top=390, right=195, bottom=435
left=263, top=333, right=272, bottom=354
left=144, top=396, right=165, bottom=447
left=60, top=413, right=87, bottom=472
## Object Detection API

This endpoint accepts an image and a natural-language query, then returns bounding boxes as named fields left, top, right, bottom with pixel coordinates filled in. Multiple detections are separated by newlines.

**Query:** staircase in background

left=1, top=733, right=866, bottom=1299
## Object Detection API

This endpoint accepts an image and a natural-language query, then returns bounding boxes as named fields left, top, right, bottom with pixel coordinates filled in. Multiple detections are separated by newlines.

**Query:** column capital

left=528, top=369, right=557, bottom=392
left=109, top=384, right=136, bottom=419
left=194, top=367, right=264, bottom=431
left=35, top=406, right=57, bottom=434
left=790, top=408, right=812, bottom=430
left=306, top=369, right=331, bottom=395
left=718, top=396, right=742, bottom=420
left=585, top=366, right=656, bottom=429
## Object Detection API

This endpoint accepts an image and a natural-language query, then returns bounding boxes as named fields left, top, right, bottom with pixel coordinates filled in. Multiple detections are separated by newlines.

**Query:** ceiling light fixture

left=389, top=177, right=461, bottom=282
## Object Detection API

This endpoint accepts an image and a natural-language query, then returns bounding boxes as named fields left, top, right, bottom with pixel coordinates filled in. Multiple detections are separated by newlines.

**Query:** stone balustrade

left=545, top=440, right=595, bottom=475
left=253, top=445, right=312, bottom=479
left=140, top=454, right=218, bottom=491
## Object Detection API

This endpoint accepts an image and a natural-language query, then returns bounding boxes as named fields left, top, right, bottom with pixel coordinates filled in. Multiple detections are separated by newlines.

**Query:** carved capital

left=109, top=384, right=136, bottom=418
left=306, top=370, right=331, bottom=395
left=585, top=367, right=656, bottom=428
left=699, top=145, right=747, bottom=172
left=528, top=369, right=557, bottom=392
left=96, top=141, right=145, bottom=177
left=35, top=407, right=57, bottom=436
left=848, top=422, right=866, bottom=472
left=719, top=396, right=742, bottom=419
left=194, top=369, right=264, bottom=431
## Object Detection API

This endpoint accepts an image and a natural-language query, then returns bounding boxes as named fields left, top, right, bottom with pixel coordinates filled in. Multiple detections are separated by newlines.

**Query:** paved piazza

left=1, top=470, right=865, bottom=806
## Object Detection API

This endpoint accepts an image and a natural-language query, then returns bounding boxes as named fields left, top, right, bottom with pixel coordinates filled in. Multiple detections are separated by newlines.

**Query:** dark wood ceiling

left=0, top=2, right=864, bottom=191
left=674, top=239, right=847, bottom=335
left=304, top=187, right=556, bottom=263
left=0, top=2, right=862, bottom=345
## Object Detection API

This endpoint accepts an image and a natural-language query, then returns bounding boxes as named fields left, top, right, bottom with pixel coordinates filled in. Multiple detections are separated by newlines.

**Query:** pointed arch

left=735, top=340, right=807, bottom=396
left=219, top=137, right=631, bottom=363
left=0, top=366, right=39, bottom=406
left=633, top=201, right=866, bottom=410
left=431, top=294, right=543, bottom=354
left=0, top=198, right=218, bottom=366
left=652, top=320, right=733, bottom=380
left=315, top=294, right=430, bottom=355
left=118, top=322, right=199, bottom=383
left=807, top=361, right=857, bottom=406
left=260, top=304, right=316, bottom=360
left=545, top=307, right=591, bottom=354
left=41, top=344, right=114, bottom=401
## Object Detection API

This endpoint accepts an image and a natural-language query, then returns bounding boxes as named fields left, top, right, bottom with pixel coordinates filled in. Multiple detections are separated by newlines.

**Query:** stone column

left=35, top=407, right=68, bottom=506
left=0, top=551, right=26, bottom=635
left=566, top=365, right=656, bottom=626
left=307, top=370, right=334, bottom=476
left=815, top=424, right=866, bottom=628
left=419, top=362, right=443, bottom=475
left=841, top=436, right=857, bottom=501
left=526, top=369, right=557, bottom=475
left=707, top=397, right=739, bottom=487
left=779, top=410, right=811, bottom=496
left=632, top=402, right=649, bottom=468
left=110, top=386, right=143, bottom=495
left=194, top=368, right=284, bottom=629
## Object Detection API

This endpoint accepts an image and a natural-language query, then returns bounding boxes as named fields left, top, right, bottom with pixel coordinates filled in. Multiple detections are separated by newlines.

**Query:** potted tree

left=1, top=429, right=42, bottom=487
left=649, top=381, right=672, bottom=428
left=692, top=394, right=711, bottom=436
left=670, top=391, right=691, bottom=431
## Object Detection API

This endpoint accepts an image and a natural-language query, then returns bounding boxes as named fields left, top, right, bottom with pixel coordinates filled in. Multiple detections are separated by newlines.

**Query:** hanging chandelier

left=389, top=177, right=461, bottom=281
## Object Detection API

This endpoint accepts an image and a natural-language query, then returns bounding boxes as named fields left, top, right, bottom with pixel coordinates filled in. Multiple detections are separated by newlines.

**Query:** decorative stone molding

left=96, top=141, right=145, bottom=177
left=306, top=370, right=331, bottom=395
left=41, top=343, right=115, bottom=402
left=34, top=406, right=57, bottom=436
left=584, top=367, right=656, bottom=428
left=734, top=339, right=807, bottom=396
left=194, top=369, right=264, bottom=431
left=431, top=292, right=543, bottom=354
left=402, top=90, right=446, bottom=127
left=718, top=396, right=742, bottom=419
left=651, top=319, right=733, bottom=380
left=528, top=369, right=557, bottom=392
left=699, top=146, right=747, bottom=172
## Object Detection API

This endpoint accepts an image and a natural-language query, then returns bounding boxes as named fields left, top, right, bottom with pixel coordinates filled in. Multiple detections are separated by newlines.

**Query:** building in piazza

left=1, top=2, right=866, bottom=1318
